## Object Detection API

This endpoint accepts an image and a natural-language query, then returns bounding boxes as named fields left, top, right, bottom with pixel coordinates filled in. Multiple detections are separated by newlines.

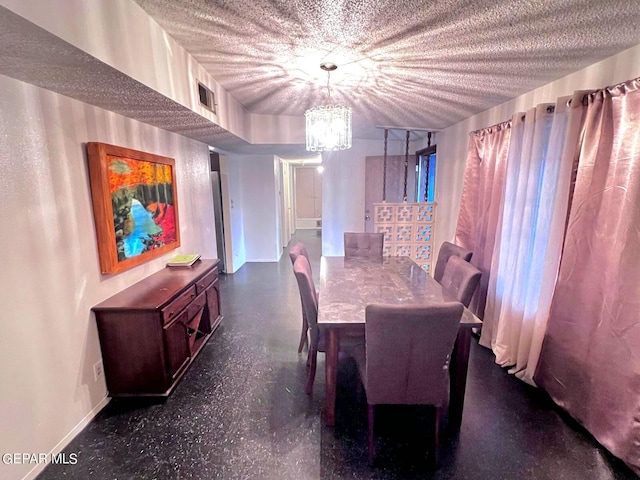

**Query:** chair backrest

left=433, top=241, right=473, bottom=282
left=289, top=242, right=310, bottom=269
left=439, top=255, right=481, bottom=307
left=364, top=302, right=464, bottom=406
left=293, top=256, right=319, bottom=342
left=344, top=232, right=384, bottom=258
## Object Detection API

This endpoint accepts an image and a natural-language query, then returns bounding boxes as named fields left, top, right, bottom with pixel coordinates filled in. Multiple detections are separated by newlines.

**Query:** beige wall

left=321, top=138, right=422, bottom=256
left=0, top=74, right=217, bottom=480
left=226, top=154, right=282, bottom=262
left=422, top=43, right=640, bottom=260
left=219, top=154, right=247, bottom=273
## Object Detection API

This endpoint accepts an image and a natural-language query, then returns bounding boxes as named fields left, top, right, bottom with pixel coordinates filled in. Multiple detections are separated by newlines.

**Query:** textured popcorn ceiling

left=0, top=6, right=257, bottom=153
left=135, top=0, right=640, bottom=137
left=2, top=3, right=640, bottom=155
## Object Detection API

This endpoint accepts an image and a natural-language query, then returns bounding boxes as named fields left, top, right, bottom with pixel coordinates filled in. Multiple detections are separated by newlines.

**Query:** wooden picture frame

left=87, top=142, right=181, bottom=274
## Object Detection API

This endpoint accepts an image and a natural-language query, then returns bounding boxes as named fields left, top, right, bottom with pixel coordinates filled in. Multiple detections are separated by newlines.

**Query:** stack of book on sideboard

left=166, top=254, right=201, bottom=267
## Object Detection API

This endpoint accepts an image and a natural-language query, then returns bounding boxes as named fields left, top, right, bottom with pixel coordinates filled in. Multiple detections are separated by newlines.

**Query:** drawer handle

left=191, top=292, right=196, bottom=298
left=169, top=310, right=175, bottom=317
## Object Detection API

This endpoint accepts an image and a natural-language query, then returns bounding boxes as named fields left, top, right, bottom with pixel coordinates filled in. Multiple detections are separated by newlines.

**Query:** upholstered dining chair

left=292, top=256, right=321, bottom=393
left=439, top=255, right=481, bottom=307
left=344, top=232, right=384, bottom=258
left=292, top=255, right=362, bottom=395
left=351, top=302, right=464, bottom=463
left=433, top=241, right=473, bottom=283
left=289, top=242, right=310, bottom=270
left=289, top=242, right=312, bottom=353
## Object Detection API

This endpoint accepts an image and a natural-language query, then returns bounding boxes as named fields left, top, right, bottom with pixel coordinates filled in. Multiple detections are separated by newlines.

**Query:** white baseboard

left=21, top=396, right=111, bottom=480
left=295, top=218, right=321, bottom=230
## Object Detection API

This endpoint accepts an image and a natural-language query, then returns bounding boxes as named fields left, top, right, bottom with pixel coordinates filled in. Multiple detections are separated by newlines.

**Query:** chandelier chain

left=424, top=132, right=432, bottom=202
left=403, top=130, right=410, bottom=201
left=383, top=129, right=388, bottom=202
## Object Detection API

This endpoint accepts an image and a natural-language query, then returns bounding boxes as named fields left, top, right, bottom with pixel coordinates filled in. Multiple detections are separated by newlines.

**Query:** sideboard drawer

left=162, top=285, right=196, bottom=324
left=196, top=268, right=217, bottom=294
left=187, top=291, right=207, bottom=319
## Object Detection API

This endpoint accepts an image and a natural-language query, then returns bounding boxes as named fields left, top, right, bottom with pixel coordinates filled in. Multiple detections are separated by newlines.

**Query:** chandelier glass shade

left=305, top=63, right=352, bottom=152
left=305, top=104, right=352, bottom=151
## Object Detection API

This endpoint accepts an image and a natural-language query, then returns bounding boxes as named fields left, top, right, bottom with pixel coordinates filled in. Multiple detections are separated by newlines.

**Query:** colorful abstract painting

left=87, top=143, right=180, bottom=274
left=107, top=156, right=177, bottom=261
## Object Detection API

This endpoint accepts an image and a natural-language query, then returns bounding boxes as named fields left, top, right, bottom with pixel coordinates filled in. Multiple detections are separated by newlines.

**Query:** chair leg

left=305, top=348, right=317, bottom=395
left=368, top=404, right=375, bottom=463
left=298, top=311, right=308, bottom=353
left=355, top=376, right=363, bottom=397
left=431, top=406, right=441, bottom=468
left=298, top=322, right=308, bottom=353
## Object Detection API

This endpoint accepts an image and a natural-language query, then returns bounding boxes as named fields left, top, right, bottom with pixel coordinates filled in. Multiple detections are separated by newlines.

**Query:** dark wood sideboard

left=93, top=259, right=222, bottom=397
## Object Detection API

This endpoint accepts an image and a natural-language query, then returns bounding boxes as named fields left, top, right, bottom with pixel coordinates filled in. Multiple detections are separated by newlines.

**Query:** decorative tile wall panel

left=396, top=205, right=414, bottom=222
left=416, top=204, right=436, bottom=223
left=375, top=205, right=395, bottom=223
left=376, top=224, right=394, bottom=245
left=394, top=224, right=413, bottom=243
left=394, top=244, right=413, bottom=257
left=414, top=224, right=433, bottom=243
left=414, top=243, right=433, bottom=262
left=374, top=202, right=436, bottom=273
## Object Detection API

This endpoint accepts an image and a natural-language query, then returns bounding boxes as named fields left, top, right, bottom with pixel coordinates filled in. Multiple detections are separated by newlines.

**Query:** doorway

left=294, top=166, right=323, bottom=231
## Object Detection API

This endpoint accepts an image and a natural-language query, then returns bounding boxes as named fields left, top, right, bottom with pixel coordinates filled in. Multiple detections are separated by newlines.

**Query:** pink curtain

left=455, top=121, right=511, bottom=320
left=535, top=78, right=640, bottom=476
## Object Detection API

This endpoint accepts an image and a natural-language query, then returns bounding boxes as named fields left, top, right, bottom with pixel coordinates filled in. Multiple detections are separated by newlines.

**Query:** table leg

left=325, top=328, right=340, bottom=426
left=449, top=327, right=472, bottom=432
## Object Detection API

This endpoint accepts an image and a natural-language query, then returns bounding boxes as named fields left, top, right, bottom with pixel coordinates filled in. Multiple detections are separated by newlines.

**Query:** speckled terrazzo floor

left=38, top=230, right=637, bottom=480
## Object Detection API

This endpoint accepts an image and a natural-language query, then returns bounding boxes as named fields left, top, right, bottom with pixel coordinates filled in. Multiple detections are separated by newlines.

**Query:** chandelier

left=305, top=63, right=352, bottom=152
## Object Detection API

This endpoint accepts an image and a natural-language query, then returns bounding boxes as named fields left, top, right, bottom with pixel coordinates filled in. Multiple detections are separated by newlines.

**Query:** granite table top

left=317, top=256, right=482, bottom=328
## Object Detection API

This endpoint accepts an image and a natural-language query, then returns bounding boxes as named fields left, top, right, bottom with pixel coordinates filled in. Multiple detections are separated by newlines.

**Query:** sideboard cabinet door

left=164, top=311, right=190, bottom=378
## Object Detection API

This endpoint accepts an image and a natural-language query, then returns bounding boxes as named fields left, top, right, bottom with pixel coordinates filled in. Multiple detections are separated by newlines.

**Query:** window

left=416, top=145, right=436, bottom=202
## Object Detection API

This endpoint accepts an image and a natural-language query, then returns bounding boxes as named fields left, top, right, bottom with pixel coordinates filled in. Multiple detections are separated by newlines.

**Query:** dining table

left=317, top=255, right=483, bottom=430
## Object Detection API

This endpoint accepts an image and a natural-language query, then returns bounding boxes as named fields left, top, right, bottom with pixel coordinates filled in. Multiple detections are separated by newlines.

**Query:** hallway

left=38, top=230, right=635, bottom=479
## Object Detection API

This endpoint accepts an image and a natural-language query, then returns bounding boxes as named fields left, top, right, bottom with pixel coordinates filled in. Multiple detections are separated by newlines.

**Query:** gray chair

left=351, top=302, right=464, bottom=463
left=289, top=242, right=311, bottom=352
left=292, top=256, right=321, bottom=394
left=433, top=241, right=473, bottom=283
left=440, top=255, right=481, bottom=308
left=293, top=255, right=362, bottom=394
left=344, top=232, right=384, bottom=258
left=289, top=242, right=310, bottom=270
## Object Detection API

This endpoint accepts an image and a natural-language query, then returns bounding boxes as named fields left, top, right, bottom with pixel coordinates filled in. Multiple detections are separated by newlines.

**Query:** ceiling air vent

left=197, top=81, right=216, bottom=113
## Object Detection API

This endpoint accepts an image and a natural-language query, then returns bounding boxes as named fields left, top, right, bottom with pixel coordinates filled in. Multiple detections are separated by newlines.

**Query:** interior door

left=295, top=166, right=322, bottom=229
